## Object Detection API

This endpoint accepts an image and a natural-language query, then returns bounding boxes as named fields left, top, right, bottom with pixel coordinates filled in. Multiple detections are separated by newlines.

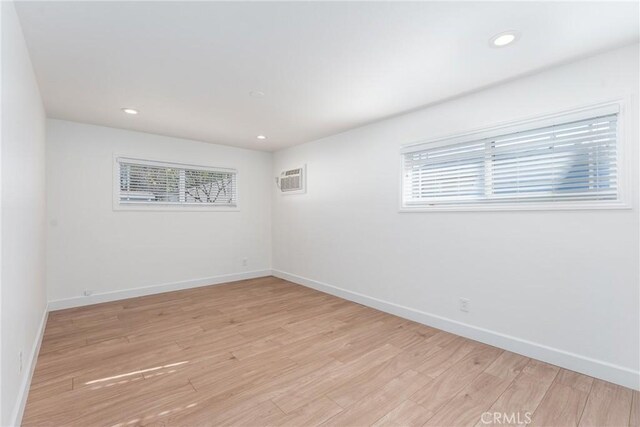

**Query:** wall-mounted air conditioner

left=276, top=165, right=306, bottom=194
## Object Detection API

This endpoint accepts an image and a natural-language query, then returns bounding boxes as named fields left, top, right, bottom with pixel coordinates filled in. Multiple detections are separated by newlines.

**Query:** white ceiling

left=15, top=1, right=639, bottom=151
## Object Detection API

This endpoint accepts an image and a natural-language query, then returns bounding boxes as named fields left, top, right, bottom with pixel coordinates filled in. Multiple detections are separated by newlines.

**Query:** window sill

left=114, top=203, right=240, bottom=212
left=399, top=201, right=632, bottom=212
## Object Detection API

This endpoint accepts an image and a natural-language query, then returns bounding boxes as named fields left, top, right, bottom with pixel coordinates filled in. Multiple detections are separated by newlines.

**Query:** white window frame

left=399, top=100, right=632, bottom=212
left=113, top=155, right=239, bottom=212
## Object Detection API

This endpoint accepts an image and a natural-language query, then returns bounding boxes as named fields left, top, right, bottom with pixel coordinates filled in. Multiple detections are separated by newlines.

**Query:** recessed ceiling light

left=250, top=91, right=265, bottom=98
left=257, top=135, right=267, bottom=140
left=490, top=31, right=518, bottom=47
left=121, top=108, right=139, bottom=115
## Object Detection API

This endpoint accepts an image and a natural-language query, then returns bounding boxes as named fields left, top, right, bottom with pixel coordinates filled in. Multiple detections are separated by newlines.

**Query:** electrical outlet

left=459, top=298, right=470, bottom=313
left=242, top=258, right=248, bottom=267
left=18, top=351, right=23, bottom=373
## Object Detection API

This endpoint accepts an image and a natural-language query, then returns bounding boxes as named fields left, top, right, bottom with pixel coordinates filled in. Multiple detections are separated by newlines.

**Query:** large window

left=401, top=105, right=623, bottom=210
left=116, top=157, right=237, bottom=208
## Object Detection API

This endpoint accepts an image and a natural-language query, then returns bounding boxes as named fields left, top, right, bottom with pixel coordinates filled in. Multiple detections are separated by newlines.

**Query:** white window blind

left=402, top=110, right=619, bottom=208
left=117, top=158, right=237, bottom=207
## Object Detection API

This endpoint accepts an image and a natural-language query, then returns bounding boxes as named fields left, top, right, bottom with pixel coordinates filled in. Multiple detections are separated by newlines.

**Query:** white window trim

left=113, top=155, right=240, bottom=212
left=399, top=100, right=632, bottom=212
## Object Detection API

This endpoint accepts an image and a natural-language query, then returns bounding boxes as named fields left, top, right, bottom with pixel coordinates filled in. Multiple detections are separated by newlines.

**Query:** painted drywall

left=46, top=120, right=272, bottom=304
left=272, top=44, right=640, bottom=387
left=1, top=1, right=48, bottom=425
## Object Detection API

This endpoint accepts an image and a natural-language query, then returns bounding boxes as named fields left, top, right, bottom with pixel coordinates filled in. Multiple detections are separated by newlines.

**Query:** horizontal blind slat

left=119, top=160, right=237, bottom=206
left=402, top=112, right=618, bottom=207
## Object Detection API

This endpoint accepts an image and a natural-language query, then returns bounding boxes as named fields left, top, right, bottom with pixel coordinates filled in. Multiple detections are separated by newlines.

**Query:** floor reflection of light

left=84, top=361, right=189, bottom=385
left=89, top=375, right=144, bottom=391
left=144, top=368, right=178, bottom=379
left=112, top=402, right=198, bottom=427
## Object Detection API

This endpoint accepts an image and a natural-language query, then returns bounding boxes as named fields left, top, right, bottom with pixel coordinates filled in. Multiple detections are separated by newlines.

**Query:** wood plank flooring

left=23, top=276, right=638, bottom=427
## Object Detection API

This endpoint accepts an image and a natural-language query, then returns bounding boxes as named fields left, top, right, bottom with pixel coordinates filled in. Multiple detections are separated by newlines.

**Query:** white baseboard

left=48, top=270, right=272, bottom=311
left=11, top=305, right=49, bottom=427
left=273, top=269, right=640, bottom=391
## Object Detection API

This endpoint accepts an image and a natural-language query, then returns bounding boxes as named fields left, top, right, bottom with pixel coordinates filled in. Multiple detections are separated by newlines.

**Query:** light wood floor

left=24, top=276, right=638, bottom=427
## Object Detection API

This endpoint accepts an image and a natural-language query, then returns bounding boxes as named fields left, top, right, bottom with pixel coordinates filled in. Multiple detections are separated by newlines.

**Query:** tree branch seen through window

left=118, top=159, right=237, bottom=207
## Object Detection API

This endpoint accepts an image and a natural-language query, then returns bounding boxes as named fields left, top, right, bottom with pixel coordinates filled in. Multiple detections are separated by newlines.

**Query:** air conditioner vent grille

left=278, top=166, right=305, bottom=193
left=281, top=175, right=301, bottom=191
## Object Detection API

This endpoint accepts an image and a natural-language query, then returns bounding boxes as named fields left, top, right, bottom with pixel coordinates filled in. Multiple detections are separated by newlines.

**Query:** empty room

left=1, top=1, right=639, bottom=426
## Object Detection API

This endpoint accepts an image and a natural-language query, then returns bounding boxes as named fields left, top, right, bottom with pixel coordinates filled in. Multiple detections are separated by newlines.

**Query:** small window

left=401, top=105, right=623, bottom=210
left=116, top=157, right=237, bottom=208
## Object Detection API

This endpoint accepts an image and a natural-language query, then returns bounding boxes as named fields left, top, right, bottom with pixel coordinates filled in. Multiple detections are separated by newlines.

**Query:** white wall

left=272, top=44, right=640, bottom=388
left=1, top=1, right=48, bottom=425
left=46, top=120, right=272, bottom=305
